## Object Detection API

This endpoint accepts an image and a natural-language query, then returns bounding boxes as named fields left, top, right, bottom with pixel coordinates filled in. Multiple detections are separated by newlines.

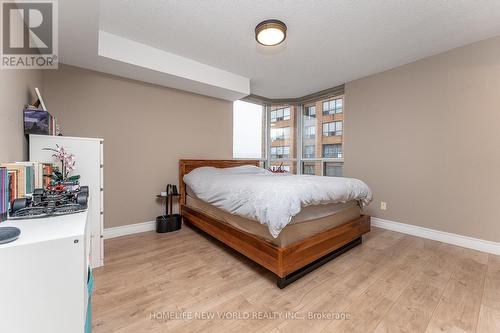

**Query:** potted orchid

left=43, top=145, right=80, bottom=184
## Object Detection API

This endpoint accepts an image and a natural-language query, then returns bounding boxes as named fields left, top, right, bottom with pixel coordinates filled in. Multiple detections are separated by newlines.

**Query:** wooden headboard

left=178, top=159, right=261, bottom=205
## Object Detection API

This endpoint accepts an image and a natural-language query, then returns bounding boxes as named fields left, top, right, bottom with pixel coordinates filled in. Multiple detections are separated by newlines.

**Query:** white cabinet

left=29, top=134, right=104, bottom=268
left=0, top=211, right=91, bottom=333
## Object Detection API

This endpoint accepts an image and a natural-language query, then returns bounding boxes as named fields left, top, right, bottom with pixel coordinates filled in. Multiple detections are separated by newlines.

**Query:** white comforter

left=184, top=166, right=372, bottom=238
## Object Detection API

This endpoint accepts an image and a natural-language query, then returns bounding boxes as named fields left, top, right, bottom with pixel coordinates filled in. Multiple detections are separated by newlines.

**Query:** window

left=263, top=95, right=344, bottom=175
left=322, top=98, right=343, bottom=115
left=269, top=105, right=296, bottom=173
left=233, top=100, right=263, bottom=158
left=270, top=146, right=290, bottom=159
left=271, top=127, right=290, bottom=141
left=323, top=144, right=342, bottom=158
left=303, top=162, right=317, bottom=175
left=270, top=107, right=291, bottom=122
left=302, top=106, right=317, bottom=159
left=322, top=121, right=342, bottom=136
left=304, top=105, right=316, bottom=118
left=298, top=95, right=345, bottom=173
left=304, top=126, right=316, bottom=139
left=303, top=145, right=315, bottom=158
left=324, top=162, right=343, bottom=177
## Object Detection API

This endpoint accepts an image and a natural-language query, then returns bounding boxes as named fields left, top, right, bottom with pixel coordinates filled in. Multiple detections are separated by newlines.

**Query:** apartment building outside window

left=303, top=145, right=315, bottom=158
left=303, top=162, right=316, bottom=175
left=324, top=162, right=343, bottom=177
left=270, top=146, right=290, bottom=159
left=270, top=105, right=297, bottom=173
left=322, top=98, right=343, bottom=115
left=304, top=126, right=316, bottom=139
left=304, top=105, right=316, bottom=118
left=299, top=94, right=344, bottom=176
left=322, top=121, right=342, bottom=137
left=271, top=127, right=290, bottom=141
left=270, top=107, right=291, bottom=122
left=323, top=144, right=342, bottom=158
left=238, top=92, right=344, bottom=176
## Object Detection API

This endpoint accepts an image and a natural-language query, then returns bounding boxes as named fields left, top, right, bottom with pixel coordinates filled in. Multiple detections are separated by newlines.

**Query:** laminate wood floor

left=92, top=226, right=500, bottom=333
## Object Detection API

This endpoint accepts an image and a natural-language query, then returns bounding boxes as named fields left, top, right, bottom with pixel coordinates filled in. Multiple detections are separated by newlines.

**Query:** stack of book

left=0, top=162, right=54, bottom=221
left=42, top=163, right=53, bottom=188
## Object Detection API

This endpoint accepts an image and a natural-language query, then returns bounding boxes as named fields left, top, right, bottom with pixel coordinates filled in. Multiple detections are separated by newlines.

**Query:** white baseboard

left=104, top=220, right=156, bottom=239
left=371, top=217, right=500, bottom=255
left=103, top=217, right=500, bottom=255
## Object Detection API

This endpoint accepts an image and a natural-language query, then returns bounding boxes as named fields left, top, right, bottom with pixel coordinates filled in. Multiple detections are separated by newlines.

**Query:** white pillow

left=219, top=165, right=269, bottom=175
left=189, top=165, right=269, bottom=177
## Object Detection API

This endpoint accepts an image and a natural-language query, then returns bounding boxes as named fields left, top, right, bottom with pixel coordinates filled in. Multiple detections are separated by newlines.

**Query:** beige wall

left=344, top=36, right=500, bottom=242
left=42, top=65, right=233, bottom=228
left=0, top=70, right=42, bottom=162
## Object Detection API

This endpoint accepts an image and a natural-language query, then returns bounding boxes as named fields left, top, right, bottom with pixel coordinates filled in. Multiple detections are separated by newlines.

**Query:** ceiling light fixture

left=255, top=19, right=287, bottom=46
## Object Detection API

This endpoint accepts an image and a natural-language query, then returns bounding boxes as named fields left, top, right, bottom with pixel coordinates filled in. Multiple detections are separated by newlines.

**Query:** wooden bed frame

left=179, top=159, right=370, bottom=288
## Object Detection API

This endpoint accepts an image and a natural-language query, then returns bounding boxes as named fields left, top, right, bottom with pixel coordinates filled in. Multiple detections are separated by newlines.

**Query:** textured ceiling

left=100, top=0, right=500, bottom=99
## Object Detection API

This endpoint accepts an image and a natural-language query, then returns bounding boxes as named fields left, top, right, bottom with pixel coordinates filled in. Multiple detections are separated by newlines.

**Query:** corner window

left=263, top=94, right=344, bottom=176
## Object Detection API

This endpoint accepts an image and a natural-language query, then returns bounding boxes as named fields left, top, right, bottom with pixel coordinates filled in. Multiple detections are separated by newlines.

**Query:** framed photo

left=24, top=108, right=50, bottom=135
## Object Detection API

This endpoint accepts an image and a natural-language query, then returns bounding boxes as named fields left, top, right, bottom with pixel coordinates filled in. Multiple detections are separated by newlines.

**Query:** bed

left=179, top=159, right=371, bottom=288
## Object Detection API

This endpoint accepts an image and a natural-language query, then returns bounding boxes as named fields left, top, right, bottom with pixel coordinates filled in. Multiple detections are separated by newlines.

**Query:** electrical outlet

left=380, top=202, right=387, bottom=210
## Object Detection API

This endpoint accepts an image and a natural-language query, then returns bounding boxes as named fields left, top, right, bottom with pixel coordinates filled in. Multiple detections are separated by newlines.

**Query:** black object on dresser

left=156, top=184, right=181, bottom=233
left=9, top=186, right=89, bottom=219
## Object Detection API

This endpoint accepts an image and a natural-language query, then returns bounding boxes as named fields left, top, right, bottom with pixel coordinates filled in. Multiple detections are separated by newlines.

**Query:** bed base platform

left=276, top=236, right=362, bottom=288
left=179, top=159, right=371, bottom=288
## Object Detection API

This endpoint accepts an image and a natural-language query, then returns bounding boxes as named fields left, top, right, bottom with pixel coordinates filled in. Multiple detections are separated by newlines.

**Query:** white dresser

left=29, top=134, right=104, bottom=268
left=0, top=211, right=91, bottom=333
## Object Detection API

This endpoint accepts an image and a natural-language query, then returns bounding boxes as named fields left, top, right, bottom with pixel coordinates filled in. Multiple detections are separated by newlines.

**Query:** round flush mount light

left=255, top=19, right=287, bottom=46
